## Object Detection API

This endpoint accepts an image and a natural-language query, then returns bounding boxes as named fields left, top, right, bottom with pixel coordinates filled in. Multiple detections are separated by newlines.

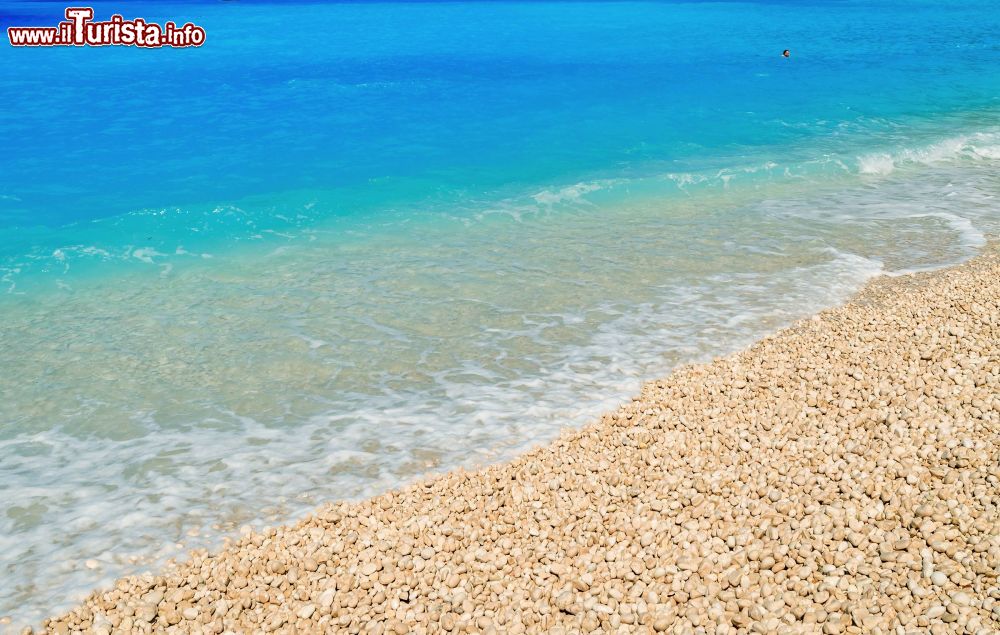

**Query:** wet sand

left=39, top=243, right=999, bottom=634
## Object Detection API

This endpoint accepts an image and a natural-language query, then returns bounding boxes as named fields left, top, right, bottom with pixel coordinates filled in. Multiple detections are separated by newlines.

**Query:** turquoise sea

left=1, top=0, right=999, bottom=626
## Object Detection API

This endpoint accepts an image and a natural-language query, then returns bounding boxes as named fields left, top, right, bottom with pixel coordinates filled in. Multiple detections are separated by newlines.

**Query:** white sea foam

left=131, top=248, right=167, bottom=264
left=918, top=212, right=987, bottom=248
left=858, top=130, right=1000, bottom=175
left=531, top=181, right=609, bottom=206
left=858, top=153, right=897, bottom=175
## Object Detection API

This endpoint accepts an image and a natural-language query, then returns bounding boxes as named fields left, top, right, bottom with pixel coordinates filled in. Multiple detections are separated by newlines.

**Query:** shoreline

left=36, top=241, right=1000, bottom=634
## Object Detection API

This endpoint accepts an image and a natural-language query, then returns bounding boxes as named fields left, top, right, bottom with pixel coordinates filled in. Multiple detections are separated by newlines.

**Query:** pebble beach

left=35, top=242, right=1000, bottom=635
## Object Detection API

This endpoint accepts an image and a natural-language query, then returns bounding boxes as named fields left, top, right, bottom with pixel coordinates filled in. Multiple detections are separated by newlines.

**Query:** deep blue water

left=1, top=0, right=999, bottom=627
left=2, top=1, right=997, bottom=250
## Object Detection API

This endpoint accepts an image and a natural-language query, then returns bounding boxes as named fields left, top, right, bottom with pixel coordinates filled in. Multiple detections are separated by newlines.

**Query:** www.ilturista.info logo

left=8, top=7, right=206, bottom=48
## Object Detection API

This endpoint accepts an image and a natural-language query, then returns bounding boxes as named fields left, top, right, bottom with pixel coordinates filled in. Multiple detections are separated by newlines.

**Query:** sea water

left=1, top=0, right=999, bottom=627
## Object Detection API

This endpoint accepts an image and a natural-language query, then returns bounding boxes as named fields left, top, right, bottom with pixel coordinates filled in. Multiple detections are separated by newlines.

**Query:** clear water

left=1, top=0, right=999, bottom=627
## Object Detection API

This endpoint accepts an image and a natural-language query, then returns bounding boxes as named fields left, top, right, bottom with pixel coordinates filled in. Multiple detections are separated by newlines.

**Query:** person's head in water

left=782, top=49, right=790, bottom=58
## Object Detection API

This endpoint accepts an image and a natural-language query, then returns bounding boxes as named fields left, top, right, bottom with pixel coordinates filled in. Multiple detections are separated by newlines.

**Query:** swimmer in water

left=782, top=49, right=790, bottom=58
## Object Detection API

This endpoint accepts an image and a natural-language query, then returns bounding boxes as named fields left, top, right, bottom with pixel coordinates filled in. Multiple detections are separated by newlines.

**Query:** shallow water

left=1, top=0, right=999, bottom=627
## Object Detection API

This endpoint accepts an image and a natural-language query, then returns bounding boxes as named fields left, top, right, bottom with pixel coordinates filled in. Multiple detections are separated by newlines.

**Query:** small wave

left=531, top=181, right=609, bottom=206
left=130, top=248, right=167, bottom=264
left=858, top=130, right=1000, bottom=175
left=917, top=212, right=987, bottom=249
left=857, top=153, right=897, bottom=176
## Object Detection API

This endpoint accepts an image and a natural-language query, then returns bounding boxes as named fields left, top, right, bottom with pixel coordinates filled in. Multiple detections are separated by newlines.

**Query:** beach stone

left=297, top=604, right=316, bottom=619
left=319, top=588, right=336, bottom=608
